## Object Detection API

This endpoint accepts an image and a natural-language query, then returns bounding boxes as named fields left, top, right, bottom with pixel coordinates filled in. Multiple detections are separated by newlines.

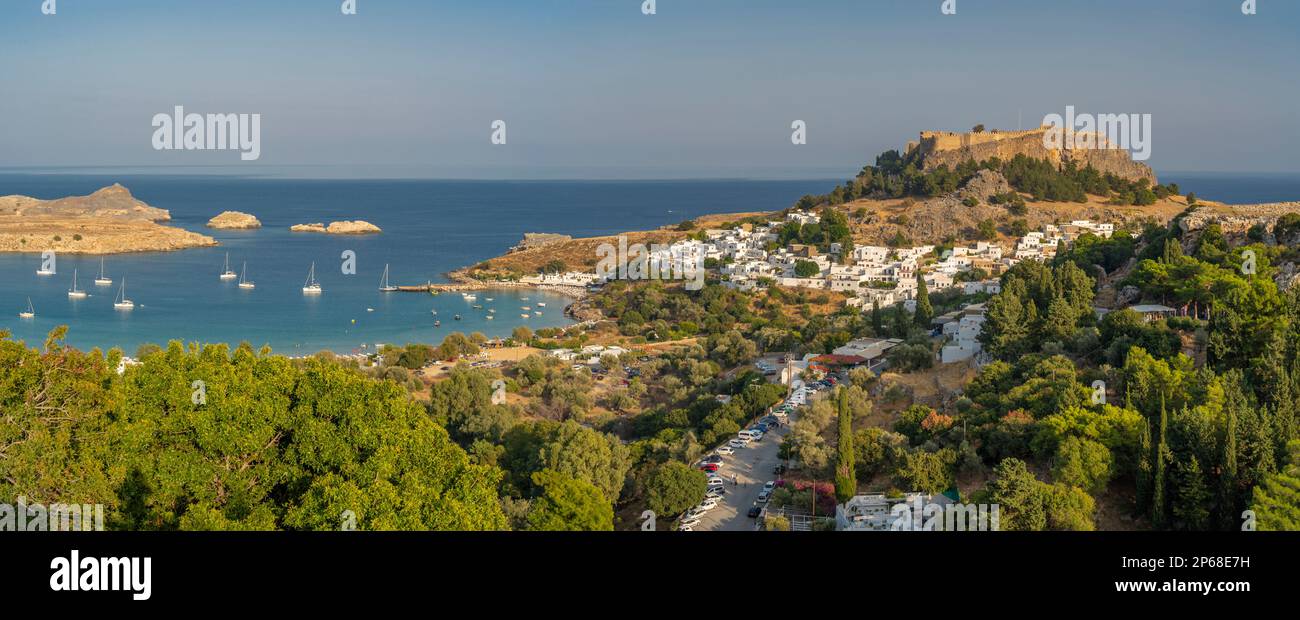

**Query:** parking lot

left=683, top=395, right=802, bottom=532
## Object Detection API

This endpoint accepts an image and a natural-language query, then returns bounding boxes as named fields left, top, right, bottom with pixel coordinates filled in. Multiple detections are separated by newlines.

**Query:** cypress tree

left=1152, top=396, right=1169, bottom=528
left=834, top=389, right=856, bottom=503
left=1220, top=405, right=1240, bottom=530
left=872, top=299, right=883, bottom=335
left=1136, top=418, right=1152, bottom=513
left=914, top=271, right=933, bottom=327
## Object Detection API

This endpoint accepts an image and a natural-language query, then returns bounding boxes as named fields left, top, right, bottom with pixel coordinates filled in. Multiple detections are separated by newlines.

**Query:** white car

left=678, top=524, right=694, bottom=532
left=728, top=438, right=748, bottom=449
left=707, top=475, right=724, bottom=485
left=715, top=445, right=735, bottom=456
left=757, top=490, right=771, bottom=504
left=762, top=481, right=776, bottom=492
left=705, top=487, right=725, bottom=499
left=679, top=515, right=703, bottom=528
left=696, top=498, right=719, bottom=511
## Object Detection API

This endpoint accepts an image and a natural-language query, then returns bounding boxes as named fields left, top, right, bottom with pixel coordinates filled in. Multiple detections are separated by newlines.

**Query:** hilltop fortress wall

left=907, top=127, right=1157, bottom=184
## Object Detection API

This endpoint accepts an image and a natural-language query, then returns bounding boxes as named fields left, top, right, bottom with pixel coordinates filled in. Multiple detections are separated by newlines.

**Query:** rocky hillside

left=912, top=127, right=1156, bottom=184
left=838, top=169, right=1188, bottom=247
left=0, top=184, right=217, bottom=254
left=0, top=183, right=172, bottom=221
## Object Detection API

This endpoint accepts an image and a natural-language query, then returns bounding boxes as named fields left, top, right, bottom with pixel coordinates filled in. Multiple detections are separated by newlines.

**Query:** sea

left=2, top=171, right=1296, bottom=356
left=0, top=174, right=836, bottom=355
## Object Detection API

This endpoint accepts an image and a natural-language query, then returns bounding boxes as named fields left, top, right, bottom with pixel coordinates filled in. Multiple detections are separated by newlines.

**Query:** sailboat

left=379, top=264, right=398, bottom=292
left=113, top=278, right=135, bottom=310
left=67, top=269, right=87, bottom=298
left=19, top=297, right=35, bottom=319
left=302, top=262, right=322, bottom=294
left=536, top=302, right=547, bottom=307
left=238, top=262, right=255, bottom=289
left=94, top=258, right=113, bottom=286
left=219, top=252, right=238, bottom=280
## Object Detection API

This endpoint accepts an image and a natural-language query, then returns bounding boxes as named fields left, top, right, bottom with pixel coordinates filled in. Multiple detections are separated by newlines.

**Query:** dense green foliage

left=794, top=149, right=1182, bottom=209
left=0, top=332, right=507, bottom=530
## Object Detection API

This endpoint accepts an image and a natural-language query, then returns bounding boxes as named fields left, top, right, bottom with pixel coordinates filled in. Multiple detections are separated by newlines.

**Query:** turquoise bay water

left=0, top=175, right=834, bottom=354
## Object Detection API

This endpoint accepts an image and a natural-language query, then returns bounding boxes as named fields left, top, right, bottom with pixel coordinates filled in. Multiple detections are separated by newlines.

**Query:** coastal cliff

left=0, top=183, right=217, bottom=254
left=290, top=220, right=382, bottom=234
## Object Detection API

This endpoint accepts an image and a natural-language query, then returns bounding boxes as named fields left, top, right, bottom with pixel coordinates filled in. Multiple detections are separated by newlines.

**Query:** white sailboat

left=36, top=262, right=55, bottom=276
left=19, top=297, right=35, bottom=319
left=67, top=269, right=87, bottom=298
left=219, top=252, right=238, bottom=280
left=302, top=262, right=322, bottom=294
left=94, top=257, right=112, bottom=286
left=238, top=262, right=255, bottom=289
left=113, top=278, right=135, bottom=310
left=379, top=264, right=398, bottom=292
left=536, top=302, right=547, bottom=307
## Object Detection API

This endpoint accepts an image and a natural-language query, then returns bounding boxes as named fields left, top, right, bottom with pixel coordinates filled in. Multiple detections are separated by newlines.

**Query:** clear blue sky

left=1, top=0, right=1297, bottom=178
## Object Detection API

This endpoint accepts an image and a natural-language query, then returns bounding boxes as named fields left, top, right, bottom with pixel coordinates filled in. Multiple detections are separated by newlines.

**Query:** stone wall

left=908, top=127, right=1157, bottom=184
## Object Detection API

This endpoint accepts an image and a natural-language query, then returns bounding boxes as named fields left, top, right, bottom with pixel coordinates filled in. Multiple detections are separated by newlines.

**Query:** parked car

left=715, top=445, right=735, bottom=456
left=699, top=463, right=720, bottom=473
left=701, top=454, right=723, bottom=464
left=679, top=515, right=702, bottom=528
left=747, top=504, right=763, bottom=518
left=697, top=498, right=719, bottom=511
left=762, top=481, right=776, bottom=492
left=728, top=439, right=748, bottom=449
left=678, top=524, right=694, bottom=532
left=756, top=490, right=771, bottom=503
left=706, top=487, right=726, bottom=499
left=707, top=476, right=724, bottom=486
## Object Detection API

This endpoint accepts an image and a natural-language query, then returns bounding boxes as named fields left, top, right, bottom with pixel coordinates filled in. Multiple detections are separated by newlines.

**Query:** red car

left=699, top=463, right=720, bottom=473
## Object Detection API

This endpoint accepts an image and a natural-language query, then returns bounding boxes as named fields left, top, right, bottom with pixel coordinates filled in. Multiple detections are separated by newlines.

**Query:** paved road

left=692, top=414, right=795, bottom=532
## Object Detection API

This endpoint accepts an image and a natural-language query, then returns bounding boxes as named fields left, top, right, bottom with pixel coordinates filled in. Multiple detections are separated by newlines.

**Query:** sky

left=0, top=0, right=1297, bottom=179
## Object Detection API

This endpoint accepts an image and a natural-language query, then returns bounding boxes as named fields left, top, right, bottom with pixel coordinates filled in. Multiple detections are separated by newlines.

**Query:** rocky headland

left=0, top=183, right=217, bottom=254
